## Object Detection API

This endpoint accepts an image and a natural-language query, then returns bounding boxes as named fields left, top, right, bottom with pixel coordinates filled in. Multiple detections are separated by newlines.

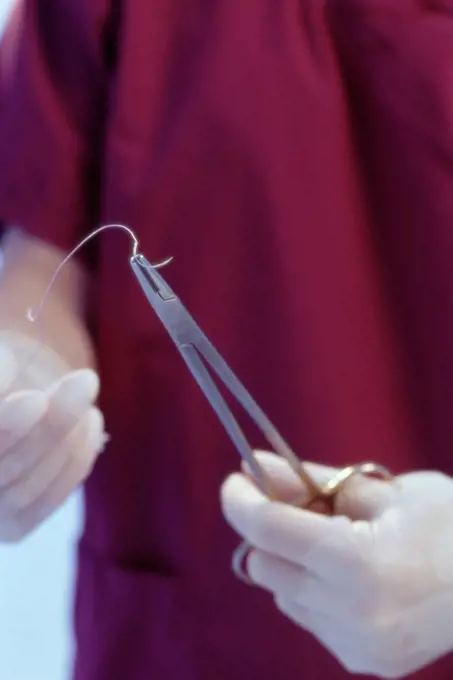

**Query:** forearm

left=0, top=228, right=96, bottom=372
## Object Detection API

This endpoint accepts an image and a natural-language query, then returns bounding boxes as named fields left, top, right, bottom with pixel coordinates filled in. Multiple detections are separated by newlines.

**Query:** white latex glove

left=221, top=452, right=453, bottom=678
left=0, top=334, right=107, bottom=542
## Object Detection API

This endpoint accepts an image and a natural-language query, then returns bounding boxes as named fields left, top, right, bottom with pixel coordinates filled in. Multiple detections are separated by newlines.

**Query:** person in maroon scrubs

left=1, top=1, right=453, bottom=679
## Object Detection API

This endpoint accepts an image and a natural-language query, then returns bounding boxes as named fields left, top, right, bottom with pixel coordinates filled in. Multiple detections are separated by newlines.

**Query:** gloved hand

left=221, top=452, right=453, bottom=678
left=0, top=333, right=107, bottom=542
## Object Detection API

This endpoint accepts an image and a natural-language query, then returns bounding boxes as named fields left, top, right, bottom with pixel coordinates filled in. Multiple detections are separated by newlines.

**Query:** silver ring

left=232, top=540, right=255, bottom=585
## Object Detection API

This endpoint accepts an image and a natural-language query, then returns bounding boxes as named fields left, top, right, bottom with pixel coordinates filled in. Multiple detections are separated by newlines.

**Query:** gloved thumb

left=243, top=452, right=396, bottom=520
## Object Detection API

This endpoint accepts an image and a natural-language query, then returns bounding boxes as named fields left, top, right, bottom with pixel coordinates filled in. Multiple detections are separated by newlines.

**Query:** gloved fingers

left=0, top=343, right=19, bottom=395
left=277, top=594, right=422, bottom=678
left=248, top=547, right=383, bottom=621
left=274, top=596, right=388, bottom=676
left=44, top=368, right=100, bottom=444
left=245, top=451, right=396, bottom=520
left=221, top=472, right=369, bottom=578
left=0, top=390, right=48, bottom=463
left=0, top=407, right=105, bottom=518
left=0, top=331, right=70, bottom=393
left=0, top=406, right=105, bottom=541
left=247, top=548, right=345, bottom=615
left=273, top=596, right=352, bottom=659
left=275, top=596, right=326, bottom=637
left=0, top=369, right=99, bottom=488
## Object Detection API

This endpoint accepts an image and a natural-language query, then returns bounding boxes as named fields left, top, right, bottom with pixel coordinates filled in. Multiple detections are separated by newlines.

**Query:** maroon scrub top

left=2, top=1, right=453, bottom=679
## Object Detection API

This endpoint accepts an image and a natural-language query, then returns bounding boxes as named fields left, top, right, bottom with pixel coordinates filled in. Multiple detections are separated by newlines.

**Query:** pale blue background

left=0, top=4, right=82, bottom=679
